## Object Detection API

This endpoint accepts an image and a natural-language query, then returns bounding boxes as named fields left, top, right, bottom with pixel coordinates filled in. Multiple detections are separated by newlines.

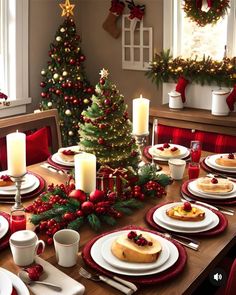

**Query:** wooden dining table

left=1, top=152, right=236, bottom=295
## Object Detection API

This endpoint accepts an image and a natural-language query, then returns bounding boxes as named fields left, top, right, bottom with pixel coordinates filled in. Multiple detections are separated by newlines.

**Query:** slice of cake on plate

left=215, top=153, right=236, bottom=168
left=166, top=202, right=205, bottom=222
left=58, top=146, right=81, bottom=162
left=0, top=175, right=14, bottom=187
left=155, top=143, right=181, bottom=158
left=196, top=177, right=233, bottom=193
left=111, top=230, right=162, bottom=263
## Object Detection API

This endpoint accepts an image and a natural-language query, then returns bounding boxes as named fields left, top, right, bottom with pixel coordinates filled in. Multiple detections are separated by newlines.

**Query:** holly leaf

left=100, top=215, right=117, bottom=226
left=67, top=217, right=84, bottom=230
left=87, top=214, right=101, bottom=231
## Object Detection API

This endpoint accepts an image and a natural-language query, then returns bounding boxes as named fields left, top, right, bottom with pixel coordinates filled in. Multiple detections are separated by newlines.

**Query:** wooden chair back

left=0, top=109, right=62, bottom=153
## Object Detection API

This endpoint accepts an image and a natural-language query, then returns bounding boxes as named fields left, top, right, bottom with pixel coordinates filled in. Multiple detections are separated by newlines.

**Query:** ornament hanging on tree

left=103, top=0, right=125, bottom=38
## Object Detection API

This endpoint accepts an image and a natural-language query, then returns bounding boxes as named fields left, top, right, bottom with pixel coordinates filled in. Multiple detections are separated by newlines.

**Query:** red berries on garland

left=69, top=189, right=87, bottom=202
left=89, top=189, right=105, bottom=203
left=81, top=201, right=94, bottom=214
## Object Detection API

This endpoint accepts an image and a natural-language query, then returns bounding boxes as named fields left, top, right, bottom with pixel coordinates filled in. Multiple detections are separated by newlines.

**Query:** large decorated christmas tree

left=39, top=0, right=93, bottom=146
left=79, top=69, right=139, bottom=169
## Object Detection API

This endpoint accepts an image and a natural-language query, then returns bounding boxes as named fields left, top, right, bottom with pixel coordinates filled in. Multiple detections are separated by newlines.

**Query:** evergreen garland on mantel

left=146, top=49, right=236, bottom=88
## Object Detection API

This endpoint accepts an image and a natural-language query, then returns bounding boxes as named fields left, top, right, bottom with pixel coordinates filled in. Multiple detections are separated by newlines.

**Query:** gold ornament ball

left=77, top=47, right=80, bottom=52
left=47, top=102, right=52, bottom=108
left=56, top=36, right=62, bottom=42
left=53, top=73, right=59, bottom=80
left=60, top=27, right=65, bottom=33
left=59, top=76, right=63, bottom=81
left=62, top=71, right=68, bottom=77
left=41, top=70, right=46, bottom=76
left=65, top=109, right=71, bottom=116
left=76, top=76, right=81, bottom=80
left=83, top=98, right=89, bottom=104
left=68, top=131, right=74, bottom=136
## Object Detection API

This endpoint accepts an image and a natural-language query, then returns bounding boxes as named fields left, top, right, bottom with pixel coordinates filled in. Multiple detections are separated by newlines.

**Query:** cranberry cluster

left=228, top=153, right=235, bottom=159
left=0, top=175, right=12, bottom=181
left=171, top=146, right=178, bottom=152
left=127, top=231, right=153, bottom=247
left=211, top=178, right=218, bottom=184
left=24, top=263, right=44, bottom=281
left=163, top=143, right=170, bottom=148
left=62, top=149, right=76, bottom=155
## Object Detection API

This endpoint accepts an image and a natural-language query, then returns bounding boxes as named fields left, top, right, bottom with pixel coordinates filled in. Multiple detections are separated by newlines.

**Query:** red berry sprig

left=127, top=231, right=153, bottom=247
left=182, top=201, right=192, bottom=212
left=211, top=178, right=218, bottom=184
left=228, top=153, right=235, bottom=159
left=163, top=143, right=170, bottom=148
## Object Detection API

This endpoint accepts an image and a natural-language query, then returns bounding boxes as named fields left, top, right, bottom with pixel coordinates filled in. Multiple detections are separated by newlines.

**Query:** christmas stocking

left=102, top=0, right=125, bottom=39
left=175, top=76, right=189, bottom=103
left=226, top=85, right=236, bottom=111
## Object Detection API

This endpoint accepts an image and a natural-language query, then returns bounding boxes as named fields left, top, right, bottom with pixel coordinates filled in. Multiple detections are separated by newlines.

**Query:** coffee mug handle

left=35, top=240, right=45, bottom=256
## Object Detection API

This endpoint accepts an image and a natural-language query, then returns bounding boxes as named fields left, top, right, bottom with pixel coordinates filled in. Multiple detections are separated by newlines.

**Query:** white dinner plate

left=0, top=268, right=29, bottom=295
left=153, top=205, right=219, bottom=233
left=149, top=147, right=190, bottom=162
left=0, top=269, right=12, bottom=295
left=0, top=176, right=40, bottom=196
left=101, top=234, right=170, bottom=271
left=206, top=154, right=236, bottom=173
left=153, top=202, right=214, bottom=230
left=51, top=153, right=75, bottom=167
left=0, top=173, right=37, bottom=192
left=0, top=215, right=9, bottom=239
left=149, top=144, right=188, bottom=159
left=90, top=230, right=179, bottom=276
left=188, top=180, right=236, bottom=199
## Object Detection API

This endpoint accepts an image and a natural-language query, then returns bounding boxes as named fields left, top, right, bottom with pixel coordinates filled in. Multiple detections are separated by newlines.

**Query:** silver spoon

left=18, top=270, right=62, bottom=291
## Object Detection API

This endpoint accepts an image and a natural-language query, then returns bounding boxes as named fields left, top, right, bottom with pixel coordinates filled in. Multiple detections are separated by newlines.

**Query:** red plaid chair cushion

left=155, top=124, right=236, bottom=153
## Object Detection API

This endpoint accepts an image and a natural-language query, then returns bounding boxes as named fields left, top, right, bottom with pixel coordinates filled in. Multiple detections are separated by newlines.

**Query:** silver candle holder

left=11, top=173, right=27, bottom=210
left=133, top=133, right=149, bottom=167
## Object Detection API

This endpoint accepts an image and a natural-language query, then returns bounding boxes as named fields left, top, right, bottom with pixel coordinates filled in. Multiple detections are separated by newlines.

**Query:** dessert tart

left=155, top=143, right=181, bottom=158
left=58, top=146, right=81, bottom=162
left=0, top=175, right=14, bottom=187
left=166, top=202, right=205, bottom=222
left=196, top=177, right=233, bottom=193
left=111, top=231, right=162, bottom=263
left=215, top=153, right=236, bottom=168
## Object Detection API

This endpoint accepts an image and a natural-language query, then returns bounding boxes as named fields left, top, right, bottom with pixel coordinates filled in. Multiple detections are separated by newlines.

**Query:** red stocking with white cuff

left=226, top=85, right=236, bottom=111
left=175, top=76, right=189, bottom=103
left=102, top=0, right=125, bottom=39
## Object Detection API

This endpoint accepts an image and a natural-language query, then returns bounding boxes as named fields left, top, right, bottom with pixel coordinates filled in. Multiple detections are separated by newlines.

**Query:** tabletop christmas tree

left=39, top=0, right=93, bottom=146
left=79, top=69, right=139, bottom=169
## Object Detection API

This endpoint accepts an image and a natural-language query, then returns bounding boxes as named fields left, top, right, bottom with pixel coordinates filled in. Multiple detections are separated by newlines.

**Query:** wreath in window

left=183, top=0, right=230, bottom=27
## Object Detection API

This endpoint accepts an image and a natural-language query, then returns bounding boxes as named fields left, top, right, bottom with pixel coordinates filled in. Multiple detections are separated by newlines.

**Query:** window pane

left=180, top=9, right=228, bottom=60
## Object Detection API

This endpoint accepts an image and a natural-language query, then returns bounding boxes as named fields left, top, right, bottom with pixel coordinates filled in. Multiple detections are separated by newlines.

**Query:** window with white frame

left=165, top=0, right=236, bottom=59
left=122, top=15, right=153, bottom=71
left=163, top=0, right=236, bottom=110
left=0, top=0, right=30, bottom=116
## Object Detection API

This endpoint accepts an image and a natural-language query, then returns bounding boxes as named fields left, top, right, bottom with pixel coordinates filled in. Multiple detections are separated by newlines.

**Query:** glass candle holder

left=10, top=208, right=26, bottom=233
left=188, top=162, right=200, bottom=180
left=190, top=140, right=202, bottom=163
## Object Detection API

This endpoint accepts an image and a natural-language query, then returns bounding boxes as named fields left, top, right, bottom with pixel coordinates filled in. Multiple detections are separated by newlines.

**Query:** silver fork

left=79, top=267, right=136, bottom=294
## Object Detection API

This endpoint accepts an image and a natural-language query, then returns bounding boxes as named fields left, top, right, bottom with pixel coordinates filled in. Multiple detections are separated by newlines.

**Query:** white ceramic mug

left=53, top=229, right=80, bottom=267
left=168, top=159, right=186, bottom=180
left=10, top=230, right=45, bottom=266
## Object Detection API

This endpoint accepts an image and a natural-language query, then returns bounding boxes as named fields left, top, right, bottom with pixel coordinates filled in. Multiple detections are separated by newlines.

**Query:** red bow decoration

left=0, top=92, right=8, bottom=100
left=226, top=85, right=236, bottom=111
left=196, top=0, right=213, bottom=9
left=126, top=0, right=145, bottom=20
left=110, top=0, right=125, bottom=15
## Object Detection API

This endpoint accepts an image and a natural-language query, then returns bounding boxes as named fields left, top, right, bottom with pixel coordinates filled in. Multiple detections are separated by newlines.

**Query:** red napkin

left=145, top=202, right=228, bottom=237
left=226, top=85, right=236, bottom=111
left=82, top=225, right=187, bottom=285
left=175, top=76, right=189, bottom=103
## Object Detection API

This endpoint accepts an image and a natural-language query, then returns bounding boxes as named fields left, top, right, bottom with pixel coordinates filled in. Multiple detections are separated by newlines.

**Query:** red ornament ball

left=99, top=78, right=105, bottom=85
left=76, top=210, right=84, bottom=217
left=79, top=55, right=86, bottom=62
left=40, top=82, right=46, bottom=88
left=89, top=189, right=105, bottom=203
left=69, top=189, right=87, bottom=202
left=63, top=212, right=75, bottom=221
left=104, top=98, right=111, bottom=105
left=41, top=92, right=47, bottom=98
left=86, top=87, right=94, bottom=94
left=81, top=201, right=94, bottom=214
left=69, top=59, right=75, bottom=65
left=98, top=137, right=105, bottom=145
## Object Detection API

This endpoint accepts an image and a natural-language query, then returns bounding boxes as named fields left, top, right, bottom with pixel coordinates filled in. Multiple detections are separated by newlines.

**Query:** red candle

left=188, top=163, right=200, bottom=180
left=190, top=149, right=201, bottom=163
left=10, top=214, right=26, bottom=233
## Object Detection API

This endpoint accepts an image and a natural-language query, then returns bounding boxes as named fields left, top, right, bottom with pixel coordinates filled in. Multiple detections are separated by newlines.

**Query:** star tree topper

left=60, top=0, right=75, bottom=17
left=99, top=68, right=109, bottom=79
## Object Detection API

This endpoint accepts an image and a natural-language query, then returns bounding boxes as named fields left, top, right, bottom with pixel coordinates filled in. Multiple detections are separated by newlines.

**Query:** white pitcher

left=168, top=90, right=183, bottom=109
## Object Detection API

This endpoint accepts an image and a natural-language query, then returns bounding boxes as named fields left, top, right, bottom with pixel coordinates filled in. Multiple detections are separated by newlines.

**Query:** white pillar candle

left=74, top=153, right=96, bottom=193
left=132, top=95, right=150, bottom=135
left=7, top=131, right=26, bottom=177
